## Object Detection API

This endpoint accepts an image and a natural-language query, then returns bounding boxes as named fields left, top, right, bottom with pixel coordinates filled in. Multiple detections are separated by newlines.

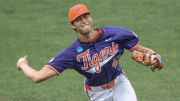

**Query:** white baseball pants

left=84, top=73, right=137, bottom=101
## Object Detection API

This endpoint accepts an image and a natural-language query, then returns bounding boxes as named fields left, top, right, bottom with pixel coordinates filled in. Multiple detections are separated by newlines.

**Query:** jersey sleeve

left=122, top=30, right=139, bottom=50
left=112, top=27, right=139, bottom=50
left=45, top=49, right=75, bottom=75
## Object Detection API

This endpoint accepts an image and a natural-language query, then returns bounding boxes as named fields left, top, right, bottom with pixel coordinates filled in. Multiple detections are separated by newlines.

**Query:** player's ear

left=70, top=23, right=76, bottom=30
left=69, top=23, right=77, bottom=32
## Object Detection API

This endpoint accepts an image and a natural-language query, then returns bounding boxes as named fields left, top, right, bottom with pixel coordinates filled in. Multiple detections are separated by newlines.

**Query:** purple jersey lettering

left=77, top=42, right=118, bottom=73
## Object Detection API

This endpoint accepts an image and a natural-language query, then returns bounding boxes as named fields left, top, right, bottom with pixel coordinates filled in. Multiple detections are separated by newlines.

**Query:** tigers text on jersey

left=45, top=26, right=139, bottom=86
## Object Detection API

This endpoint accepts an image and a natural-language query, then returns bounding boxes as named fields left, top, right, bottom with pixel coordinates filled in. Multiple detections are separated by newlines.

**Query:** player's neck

left=78, top=29, right=99, bottom=42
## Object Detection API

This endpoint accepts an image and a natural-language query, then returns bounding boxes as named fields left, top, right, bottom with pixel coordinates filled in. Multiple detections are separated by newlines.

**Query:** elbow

left=29, top=75, right=44, bottom=83
left=32, top=79, right=42, bottom=83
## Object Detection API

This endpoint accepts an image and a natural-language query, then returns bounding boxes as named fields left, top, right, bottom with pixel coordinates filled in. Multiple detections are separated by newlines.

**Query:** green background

left=0, top=0, right=179, bottom=101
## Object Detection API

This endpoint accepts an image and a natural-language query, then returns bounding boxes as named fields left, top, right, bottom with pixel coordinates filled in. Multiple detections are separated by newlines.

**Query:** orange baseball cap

left=69, top=4, right=90, bottom=22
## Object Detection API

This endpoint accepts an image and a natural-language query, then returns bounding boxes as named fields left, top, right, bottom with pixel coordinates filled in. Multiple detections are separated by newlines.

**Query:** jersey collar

left=78, top=29, right=103, bottom=43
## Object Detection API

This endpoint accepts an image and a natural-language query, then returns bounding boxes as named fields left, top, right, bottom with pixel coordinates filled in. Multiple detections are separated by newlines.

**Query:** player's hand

left=17, top=55, right=29, bottom=70
left=131, top=51, right=156, bottom=66
left=151, top=54, right=163, bottom=72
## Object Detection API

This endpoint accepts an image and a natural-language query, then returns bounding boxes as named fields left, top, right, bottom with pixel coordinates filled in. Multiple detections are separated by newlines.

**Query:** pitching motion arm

left=17, top=56, right=57, bottom=83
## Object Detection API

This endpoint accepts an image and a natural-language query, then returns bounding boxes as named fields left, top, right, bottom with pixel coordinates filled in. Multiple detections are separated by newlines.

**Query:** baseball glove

left=131, top=51, right=163, bottom=71
left=151, top=53, right=163, bottom=72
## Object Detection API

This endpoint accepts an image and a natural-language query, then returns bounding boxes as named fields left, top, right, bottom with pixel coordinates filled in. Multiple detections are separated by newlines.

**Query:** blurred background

left=0, top=0, right=179, bottom=101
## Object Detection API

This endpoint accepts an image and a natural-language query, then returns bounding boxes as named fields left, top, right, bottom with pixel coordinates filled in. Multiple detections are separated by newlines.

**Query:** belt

left=85, top=80, right=115, bottom=91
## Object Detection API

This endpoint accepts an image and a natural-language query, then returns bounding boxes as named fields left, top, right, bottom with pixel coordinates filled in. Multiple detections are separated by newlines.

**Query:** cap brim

left=71, top=12, right=91, bottom=23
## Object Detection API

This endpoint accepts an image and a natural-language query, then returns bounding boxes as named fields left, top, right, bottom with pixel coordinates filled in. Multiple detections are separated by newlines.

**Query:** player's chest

left=75, top=41, right=123, bottom=73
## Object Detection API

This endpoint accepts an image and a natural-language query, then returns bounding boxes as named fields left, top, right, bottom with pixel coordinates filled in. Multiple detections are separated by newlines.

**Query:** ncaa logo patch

left=76, top=46, right=83, bottom=53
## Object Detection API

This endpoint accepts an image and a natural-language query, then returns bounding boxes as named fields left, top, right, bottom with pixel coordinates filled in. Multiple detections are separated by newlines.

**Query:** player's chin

left=80, top=26, right=91, bottom=33
left=81, top=24, right=91, bottom=29
left=80, top=29, right=91, bottom=34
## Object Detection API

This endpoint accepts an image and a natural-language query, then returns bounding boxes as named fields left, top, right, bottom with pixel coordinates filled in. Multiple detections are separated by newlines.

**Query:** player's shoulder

left=98, top=26, right=137, bottom=39
left=98, top=26, right=130, bottom=32
left=98, top=26, right=133, bottom=35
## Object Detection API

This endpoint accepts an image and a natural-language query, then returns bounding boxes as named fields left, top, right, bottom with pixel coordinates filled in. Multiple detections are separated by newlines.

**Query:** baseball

left=18, top=58, right=24, bottom=63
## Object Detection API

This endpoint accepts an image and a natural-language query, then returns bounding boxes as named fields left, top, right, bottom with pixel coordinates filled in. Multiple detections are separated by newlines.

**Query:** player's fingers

left=24, top=55, right=29, bottom=64
left=24, top=55, right=27, bottom=60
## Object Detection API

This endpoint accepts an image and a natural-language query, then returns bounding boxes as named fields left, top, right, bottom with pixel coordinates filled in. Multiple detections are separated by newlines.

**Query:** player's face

left=70, top=13, right=93, bottom=35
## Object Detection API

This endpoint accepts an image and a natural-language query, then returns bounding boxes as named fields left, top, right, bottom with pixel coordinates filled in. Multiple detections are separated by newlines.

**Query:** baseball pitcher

left=17, top=4, right=163, bottom=101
